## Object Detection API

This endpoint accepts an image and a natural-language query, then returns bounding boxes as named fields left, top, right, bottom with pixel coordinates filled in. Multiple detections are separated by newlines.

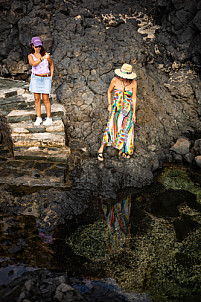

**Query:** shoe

left=97, top=152, right=104, bottom=161
left=34, top=117, right=42, bottom=126
left=43, top=117, right=52, bottom=126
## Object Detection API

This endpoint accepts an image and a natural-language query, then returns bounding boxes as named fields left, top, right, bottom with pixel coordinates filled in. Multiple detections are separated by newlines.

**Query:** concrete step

left=7, top=103, right=65, bottom=123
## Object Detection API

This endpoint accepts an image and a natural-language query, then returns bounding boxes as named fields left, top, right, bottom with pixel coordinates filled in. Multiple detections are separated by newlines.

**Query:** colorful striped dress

left=101, top=194, right=131, bottom=251
left=102, top=89, right=134, bottom=155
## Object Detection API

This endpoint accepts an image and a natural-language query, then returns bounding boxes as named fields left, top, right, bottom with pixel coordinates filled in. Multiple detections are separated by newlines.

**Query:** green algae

left=1, top=164, right=201, bottom=301
left=158, top=164, right=201, bottom=202
left=66, top=221, right=109, bottom=261
left=65, top=164, right=201, bottom=301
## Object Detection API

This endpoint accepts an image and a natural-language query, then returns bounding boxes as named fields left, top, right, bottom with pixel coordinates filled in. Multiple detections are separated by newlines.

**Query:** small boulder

left=170, top=138, right=190, bottom=155
left=195, top=156, right=201, bottom=168
left=172, top=153, right=183, bottom=162
left=184, top=153, right=195, bottom=164
left=193, top=139, right=201, bottom=155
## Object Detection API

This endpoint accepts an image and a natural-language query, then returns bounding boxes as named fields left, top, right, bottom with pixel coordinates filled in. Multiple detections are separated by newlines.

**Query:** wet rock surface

left=0, top=269, right=150, bottom=302
left=0, top=164, right=201, bottom=301
left=0, top=0, right=200, bottom=183
left=164, top=136, right=201, bottom=168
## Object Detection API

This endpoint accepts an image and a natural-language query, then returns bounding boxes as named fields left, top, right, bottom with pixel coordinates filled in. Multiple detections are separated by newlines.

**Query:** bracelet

left=108, top=104, right=111, bottom=105
left=40, top=58, right=42, bottom=62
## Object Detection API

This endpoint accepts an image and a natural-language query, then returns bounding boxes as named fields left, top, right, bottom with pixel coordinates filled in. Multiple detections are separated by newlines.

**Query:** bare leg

left=98, top=143, right=104, bottom=161
left=98, top=144, right=104, bottom=154
left=119, top=149, right=123, bottom=156
left=42, top=94, right=51, bottom=118
left=34, top=93, right=41, bottom=117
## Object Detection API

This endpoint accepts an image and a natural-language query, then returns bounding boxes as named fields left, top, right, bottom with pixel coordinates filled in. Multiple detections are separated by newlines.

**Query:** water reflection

left=0, top=164, right=201, bottom=301
left=39, top=231, right=53, bottom=244
left=101, top=194, right=131, bottom=253
left=0, top=260, right=36, bottom=285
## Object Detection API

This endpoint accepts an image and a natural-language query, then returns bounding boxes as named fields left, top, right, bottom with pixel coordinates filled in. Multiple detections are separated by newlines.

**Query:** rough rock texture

left=170, top=137, right=191, bottom=155
left=0, top=0, right=201, bottom=188
left=156, top=0, right=201, bottom=70
left=195, top=155, right=201, bottom=168
left=0, top=164, right=201, bottom=301
left=0, top=269, right=150, bottom=302
left=0, top=114, right=13, bottom=159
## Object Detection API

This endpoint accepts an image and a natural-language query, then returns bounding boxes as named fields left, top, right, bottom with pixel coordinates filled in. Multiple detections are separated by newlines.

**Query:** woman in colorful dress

left=28, top=37, right=54, bottom=126
left=98, top=63, right=137, bottom=161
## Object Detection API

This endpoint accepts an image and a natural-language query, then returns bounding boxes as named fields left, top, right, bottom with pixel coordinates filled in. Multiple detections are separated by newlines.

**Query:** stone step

left=9, top=119, right=64, bottom=134
left=0, top=158, right=71, bottom=188
left=0, top=174, right=71, bottom=188
left=11, top=132, right=66, bottom=148
left=7, top=103, right=65, bottom=123
left=0, top=78, right=28, bottom=98
left=0, top=147, right=11, bottom=162
left=0, top=78, right=69, bottom=169
left=14, top=146, right=70, bottom=162
left=0, top=95, right=29, bottom=105
left=0, top=93, right=54, bottom=107
left=21, top=93, right=54, bottom=107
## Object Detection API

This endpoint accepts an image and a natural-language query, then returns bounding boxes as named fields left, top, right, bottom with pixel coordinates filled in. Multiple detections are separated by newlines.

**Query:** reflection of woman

left=98, top=63, right=137, bottom=161
left=28, top=37, right=54, bottom=126
left=101, top=194, right=131, bottom=253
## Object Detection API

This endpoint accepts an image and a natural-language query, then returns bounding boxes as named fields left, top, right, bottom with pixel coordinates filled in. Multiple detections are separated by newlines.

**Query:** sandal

left=97, top=152, right=104, bottom=161
left=122, top=153, right=130, bottom=159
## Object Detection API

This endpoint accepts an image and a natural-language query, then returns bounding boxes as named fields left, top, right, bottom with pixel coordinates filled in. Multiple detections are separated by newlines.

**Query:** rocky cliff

left=0, top=0, right=201, bottom=189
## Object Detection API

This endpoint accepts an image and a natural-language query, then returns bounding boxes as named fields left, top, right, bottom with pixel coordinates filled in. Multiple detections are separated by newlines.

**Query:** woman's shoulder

left=131, top=79, right=137, bottom=86
left=111, top=77, right=118, bottom=83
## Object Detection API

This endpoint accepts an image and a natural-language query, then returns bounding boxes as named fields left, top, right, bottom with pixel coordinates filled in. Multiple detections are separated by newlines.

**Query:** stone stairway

left=0, top=78, right=71, bottom=188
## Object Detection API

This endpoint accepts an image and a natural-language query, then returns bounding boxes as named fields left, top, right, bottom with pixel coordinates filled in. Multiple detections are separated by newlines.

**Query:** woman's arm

left=47, top=56, right=54, bottom=80
left=131, top=80, right=137, bottom=122
left=28, top=53, right=50, bottom=67
left=107, top=77, right=116, bottom=113
left=28, top=54, right=41, bottom=67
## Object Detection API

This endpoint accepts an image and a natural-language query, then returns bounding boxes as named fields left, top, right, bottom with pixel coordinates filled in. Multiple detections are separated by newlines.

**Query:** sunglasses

left=35, top=45, right=42, bottom=48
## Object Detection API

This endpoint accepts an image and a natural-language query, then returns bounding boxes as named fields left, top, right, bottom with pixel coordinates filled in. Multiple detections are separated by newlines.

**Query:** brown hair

left=116, top=76, right=133, bottom=84
left=29, top=44, right=46, bottom=56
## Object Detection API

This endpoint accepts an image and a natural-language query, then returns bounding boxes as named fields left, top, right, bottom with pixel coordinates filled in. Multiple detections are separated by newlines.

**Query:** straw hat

left=114, top=63, right=137, bottom=79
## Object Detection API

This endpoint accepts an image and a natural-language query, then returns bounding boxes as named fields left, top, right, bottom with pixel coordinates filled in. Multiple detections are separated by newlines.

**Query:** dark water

left=0, top=163, right=201, bottom=301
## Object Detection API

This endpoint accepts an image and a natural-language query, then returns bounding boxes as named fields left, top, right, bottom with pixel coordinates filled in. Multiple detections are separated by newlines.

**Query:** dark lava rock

left=173, top=214, right=200, bottom=241
left=0, top=269, right=150, bottom=302
left=184, top=152, right=195, bottom=164
left=170, top=138, right=191, bottom=155
left=150, top=189, right=196, bottom=218
left=0, top=0, right=200, bottom=182
left=195, top=155, right=201, bottom=168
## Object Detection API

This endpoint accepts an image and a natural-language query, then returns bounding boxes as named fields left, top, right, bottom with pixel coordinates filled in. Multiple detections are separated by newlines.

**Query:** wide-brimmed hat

left=29, top=37, right=43, bottom=47
left=114, top=63, right=137, bottom=79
